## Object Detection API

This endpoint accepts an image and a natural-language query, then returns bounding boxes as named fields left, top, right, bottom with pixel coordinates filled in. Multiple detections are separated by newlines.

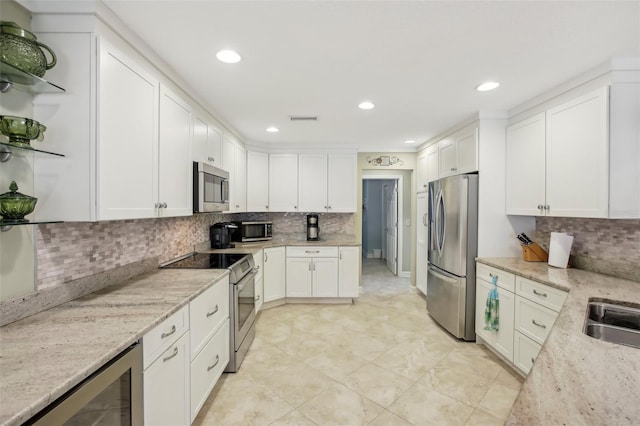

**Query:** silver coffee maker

left=307, top=214, right=319, bottom=241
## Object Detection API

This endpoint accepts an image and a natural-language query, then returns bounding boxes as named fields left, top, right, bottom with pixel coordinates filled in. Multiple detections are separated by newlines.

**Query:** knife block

left=521, top=243, right=549, bottom=262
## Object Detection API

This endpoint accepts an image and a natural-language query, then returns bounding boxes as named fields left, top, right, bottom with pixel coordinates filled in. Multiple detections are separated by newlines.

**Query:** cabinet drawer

left=190, top=276, right=229, bottom=359
left=191, top=318, right=230, bottom=422
left=143, top=305, right=189, bottom=368
left=476, top=263, right=515, bottom=292
left=516, top=277, right=567, bottom=312
left=286, top=246, right=338, bottom=258
left=515, top=295, right=558, bottom=344
left=513, top=330, right=542, bottom=375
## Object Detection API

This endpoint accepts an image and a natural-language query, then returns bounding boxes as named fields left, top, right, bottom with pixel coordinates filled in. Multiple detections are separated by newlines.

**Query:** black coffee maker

left=210, top=222, right=238, bottom=249
left=307, top=214, right=319, bottom=241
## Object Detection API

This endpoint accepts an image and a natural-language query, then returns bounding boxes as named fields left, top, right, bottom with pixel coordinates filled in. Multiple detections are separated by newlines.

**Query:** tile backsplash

left=534, top=217, right=640, bottom=282
left=232, top=212, right=355, bottom=239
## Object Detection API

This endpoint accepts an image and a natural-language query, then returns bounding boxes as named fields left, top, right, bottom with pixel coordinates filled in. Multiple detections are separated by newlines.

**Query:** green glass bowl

left=0, top=115, right=46, bottom=147
left=0, top=181, right=37, bottom=222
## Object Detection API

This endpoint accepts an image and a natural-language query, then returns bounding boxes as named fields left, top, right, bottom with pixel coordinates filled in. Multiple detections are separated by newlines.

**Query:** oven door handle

left=235, top=268, right=259, bottom=290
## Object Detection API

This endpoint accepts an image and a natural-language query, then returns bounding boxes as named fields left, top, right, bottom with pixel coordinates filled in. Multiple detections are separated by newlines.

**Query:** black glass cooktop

left=163, top=253, right=249, bottom=269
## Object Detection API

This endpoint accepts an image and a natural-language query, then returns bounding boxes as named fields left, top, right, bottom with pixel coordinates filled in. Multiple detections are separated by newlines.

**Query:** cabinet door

left=269, top=154, right=299, bottom=212
left=144, top=331, right=190, bottom=426
left=246, top=151, right=269, bottom=212
left=327, top=154, right=357, bottom=212
left=416, top=150, right=429, bottom=192
left=546, top=87, right=609, bottom=218
left=338, top=247, right=360, bottom=297
left=426, top=144, right=439, bottom=182
left=286, top=258, right=312, bottom=297
left=255, top=275, right=264, bottom=312
left=192, top=116, right=209, bottom=164
left=159, top=85, right=192, bottom=217
left=222, top=136, right=235, bottom=212
left=415, top=193, right=428, bottom=295
left=233, top=144, right=247, bottom=212
left=263, top=247, right=286, bottom=302
left=312, top=257, right=338, bottom=297
left=506, top=113, right=546, bottom=216
left=98, top=41, right=159, bottom=220
left=475, top=278, right=515, bottom=362
left=455, top=127, right=478, bottom=174
left=298, top=154, right=328, bottom=212
left=438, top=137, right=457, bottom=178
left=207, top=125, right=222, bottom=166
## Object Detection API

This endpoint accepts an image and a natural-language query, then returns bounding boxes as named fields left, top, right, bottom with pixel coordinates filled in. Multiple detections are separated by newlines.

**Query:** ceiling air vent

left=289, top=115, right=318, bottom=121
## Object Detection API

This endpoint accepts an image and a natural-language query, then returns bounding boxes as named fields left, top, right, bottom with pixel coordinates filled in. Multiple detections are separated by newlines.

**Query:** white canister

left=548, top=232, right=574, bottom=268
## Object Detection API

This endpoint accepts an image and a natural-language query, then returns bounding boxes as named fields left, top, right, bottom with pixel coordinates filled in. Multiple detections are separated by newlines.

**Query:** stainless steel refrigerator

left=427, top=173, right=478, bottom=341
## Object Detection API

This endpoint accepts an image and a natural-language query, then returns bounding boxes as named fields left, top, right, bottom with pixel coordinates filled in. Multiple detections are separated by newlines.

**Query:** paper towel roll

left=548, top=232, right=574, bottom=268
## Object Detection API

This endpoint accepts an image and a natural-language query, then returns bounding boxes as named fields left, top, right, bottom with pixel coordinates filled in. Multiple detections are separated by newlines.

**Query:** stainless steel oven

left=193, top=162, right=229, bottom=213
left=28, top=343, right=143, bottom=425
left=232, top=221, right=272, bottom=242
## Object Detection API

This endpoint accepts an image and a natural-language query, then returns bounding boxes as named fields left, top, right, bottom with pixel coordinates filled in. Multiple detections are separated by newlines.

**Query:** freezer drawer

left=426, top=265, right=475, bottom=340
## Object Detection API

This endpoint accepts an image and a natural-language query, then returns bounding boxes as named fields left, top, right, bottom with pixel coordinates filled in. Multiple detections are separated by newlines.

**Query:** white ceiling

left=102, top=0, right=639, bottom=151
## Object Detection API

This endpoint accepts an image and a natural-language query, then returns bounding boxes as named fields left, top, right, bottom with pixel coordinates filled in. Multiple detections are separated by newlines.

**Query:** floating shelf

left=0, top=60, right=65, bottom=94
left=0, top=219, right=64, bottom=232
left=0, top=141, right=64, bottom=162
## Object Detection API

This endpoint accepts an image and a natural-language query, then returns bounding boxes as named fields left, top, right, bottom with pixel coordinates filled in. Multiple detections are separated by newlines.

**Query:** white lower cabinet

left=190, top=319, right=230, bottom=421
left=286, top=247, right=338, bottom=297
left=475, top=262, right=567, bottom=376
left=338, top=246, right=360, bottom=297
left=263, top=246, right=286, bottom=302
left=253, top=250, right=264, bottom=311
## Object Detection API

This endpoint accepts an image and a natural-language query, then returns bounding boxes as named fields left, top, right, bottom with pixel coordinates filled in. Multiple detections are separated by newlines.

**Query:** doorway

left=362, top=176, right=401, bottom=276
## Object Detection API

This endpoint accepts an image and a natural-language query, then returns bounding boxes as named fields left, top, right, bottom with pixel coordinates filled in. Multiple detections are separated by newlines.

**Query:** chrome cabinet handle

left=533, top=289, right=547, bottom=297
left=161, top=325, right=176, bottom=339
left=155, top=202, right=160, bottom=208
left=305, top=250, right=320, bottom=254
left=531, top=357, right=535, bottom=364
left=255, top=295, right=261, bottom=301
left=489, top=273, right=497, bottom=278
left=207, top=355, right=220, bottom=371
left=294, top=205, right=297, bottom=210
left=538, top=204, right=544, bottom=210
left=545, top=205, right=550, bottom=210
left=450, top=167, right=457, bottom=171
left=206, top=305, right=219, bottom=317
left=265, top=205, right=269, bottom=209
left=532, top=319, right=546, bottom=329
left=339, top=251, right=343, bottom=260
left=264, top=252, right=268, bottom=262
left=163, top=347, right=178, bottom=362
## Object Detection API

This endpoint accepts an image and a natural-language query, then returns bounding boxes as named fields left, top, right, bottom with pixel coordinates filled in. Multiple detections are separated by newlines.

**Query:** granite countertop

left=476, top=258, right=640, bottom=425
left=199, top=236, right=360, bottom=254
left=0, top=268, right=228, bottom=426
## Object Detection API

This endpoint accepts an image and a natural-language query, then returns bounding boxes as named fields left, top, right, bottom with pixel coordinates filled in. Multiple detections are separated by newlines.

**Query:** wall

left=534, top=217, right=640, bottom=282
left=0, top=0, right=37, bottom=301
left=357, top=153, right=416, bottom=281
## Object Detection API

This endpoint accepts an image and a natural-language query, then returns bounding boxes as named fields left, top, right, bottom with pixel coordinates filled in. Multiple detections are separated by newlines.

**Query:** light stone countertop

left=198, top=236, right=360, bottom=254
left=476, top=258, right=640, bottom=425
left=0, top=268, right=228, bottom=426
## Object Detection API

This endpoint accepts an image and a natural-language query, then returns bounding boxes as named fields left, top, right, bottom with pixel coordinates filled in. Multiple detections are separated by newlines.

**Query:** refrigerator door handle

left=440, top=190, right=446, bottom=253
left=435, top=190, right=445, bottom=256
left=428, top=265, right=459, bottom=285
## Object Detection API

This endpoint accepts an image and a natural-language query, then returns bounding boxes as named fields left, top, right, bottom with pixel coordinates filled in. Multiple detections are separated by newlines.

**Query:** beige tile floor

left=193, top=259, right=523, bottom=426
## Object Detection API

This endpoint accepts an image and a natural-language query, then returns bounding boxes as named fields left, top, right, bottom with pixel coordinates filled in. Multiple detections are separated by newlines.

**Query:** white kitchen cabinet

left=338, top=246, right=360, bottom=297
left=506, top=113, right=546, bottom=216
left=426, top=144, right=439, bottom=183
left=189, top=276, right=229, bottom=357
left=327, top=154, right=357, bottom=212
left=222, top=136, right=246, bottom=213
left=269, top=154, right=299, bottom=212
left=298, top=154, right=328, bottom=212
left=158, top=85, right=193, bottom=217
left=253, top=250, right=264, bottom=311
left=439, top=126, right=478, bottom=178
left=247, top=151, right=270, bottom=212
left=513, top=330, right=541, bottom=375
left=286, top=247, right=339, bottom=297
left=416, top=149, right=429, bottom=192
left=415, top=193, right=428, bottom=295
left=475, top=273, right=515, bottom=362
left=263, top=246, right=286, bottom=302
left=192, top=116, right=222, bottom=167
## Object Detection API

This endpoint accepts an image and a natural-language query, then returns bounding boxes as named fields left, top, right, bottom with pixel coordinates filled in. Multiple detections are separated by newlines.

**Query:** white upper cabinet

left=439, top=126, right=478, bottom=178
left=269, top=154, right=298, bottom=212
left=416, top=149, right=429, bottom=192
left=327, top=154, right=357, bottom=212
left=222, top=136, right=246, bottom=213
left=192, top=116, right=222, bottom=167
left=545, top=87, right=608, bottom=218
left=507, top=86, right=619, bottom=218
left=506, top=113, right=546, bottom=216
left=246, top=151, right=269, bottom=212
left=298, top=154, right=329, bottom=212
left=426, top=144, right=439, bottom=183
left=298, top=153, right=357, bottom=213
left=159, top=85, right=193, bottom=217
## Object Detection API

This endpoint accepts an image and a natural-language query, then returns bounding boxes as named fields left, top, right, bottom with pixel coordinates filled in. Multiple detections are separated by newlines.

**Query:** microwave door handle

left=221, top=179, right=230, bottom=202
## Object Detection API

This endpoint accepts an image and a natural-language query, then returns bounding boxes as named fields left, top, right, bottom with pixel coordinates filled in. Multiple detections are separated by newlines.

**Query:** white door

left=269, top=154, right=298, bottom=212
left=384, top=181, right=398, bottom=275
left=327, top=154, right=357, bottom=212
left=263, top=247, right=286, bottom=302
left=338, top=246, right=360, bottom=297
left=298, top=154, right=328, bottom=212
left=286, top=258, right=312, bottom=297
left=312, top=257, right=339, bottom=297
left=246, top=151, right=269, bottom=212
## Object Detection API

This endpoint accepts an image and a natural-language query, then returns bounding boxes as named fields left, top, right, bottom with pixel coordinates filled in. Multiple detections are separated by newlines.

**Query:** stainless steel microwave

left=193, top=162, right=229, bottom=213
left=232, top=221, right=273, bottom=242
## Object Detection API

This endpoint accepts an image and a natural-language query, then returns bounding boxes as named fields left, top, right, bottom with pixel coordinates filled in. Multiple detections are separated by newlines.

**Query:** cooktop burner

left=163, top=252, right=249, bottom=270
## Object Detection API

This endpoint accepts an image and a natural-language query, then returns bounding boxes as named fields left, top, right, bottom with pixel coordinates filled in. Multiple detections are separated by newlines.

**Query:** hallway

left=193, top=258, right=522, bottom=425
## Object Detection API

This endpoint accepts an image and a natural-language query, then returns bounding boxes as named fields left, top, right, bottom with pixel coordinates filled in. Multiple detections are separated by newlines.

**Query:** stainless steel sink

left=584, top=301, right=640, bottom=349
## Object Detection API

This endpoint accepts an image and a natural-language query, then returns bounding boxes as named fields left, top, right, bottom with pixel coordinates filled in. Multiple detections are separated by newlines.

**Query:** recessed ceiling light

left=404, top=140, right=416, bottom=144
left=358, top=101, right=375, bottom=110
left=216, top=50, right=242, bottom=64
left=266, top=126, right=279, bottom=133
left=476, top=81, right=500, bottom=92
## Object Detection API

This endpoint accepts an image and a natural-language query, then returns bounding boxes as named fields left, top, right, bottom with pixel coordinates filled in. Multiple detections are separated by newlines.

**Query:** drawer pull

left=489, top=273, right=497, bottom=278
left=161, top=325, right=176, bottom=339
left=531, top=319, right=547, bottom=329
left=163, top=347, right=178, bottom=362
left=207, top=305, right=219, bottom=318
left=533, top=289, right=547, bottom=297
left=305, top=250, right=320, bottom=254
left=531, top=357, right=535, bottom=364
left=255, top=295, right=261, bottom=301
left=207, top=355, right=220, bottom=371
